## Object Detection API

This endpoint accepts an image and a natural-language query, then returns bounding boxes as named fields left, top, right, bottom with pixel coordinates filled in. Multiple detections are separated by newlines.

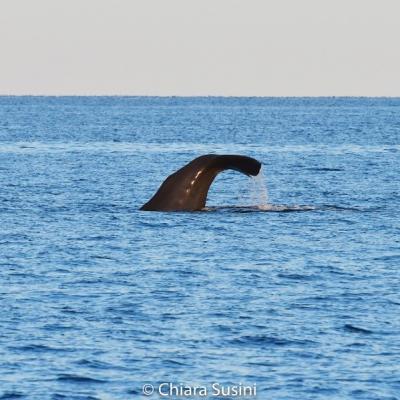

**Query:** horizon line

left=1, top=94, right=400, bottom=99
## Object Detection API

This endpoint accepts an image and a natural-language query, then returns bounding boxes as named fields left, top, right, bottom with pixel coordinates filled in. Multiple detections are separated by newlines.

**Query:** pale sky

left=0, top=0, right=399, bottom=96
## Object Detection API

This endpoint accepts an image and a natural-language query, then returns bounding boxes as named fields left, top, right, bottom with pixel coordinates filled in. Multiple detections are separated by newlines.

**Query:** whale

left=141, top=154, right=262, bottom=211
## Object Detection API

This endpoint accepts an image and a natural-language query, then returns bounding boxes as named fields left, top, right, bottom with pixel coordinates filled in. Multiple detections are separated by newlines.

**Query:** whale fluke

left=141, top=154, right=262, bottom=211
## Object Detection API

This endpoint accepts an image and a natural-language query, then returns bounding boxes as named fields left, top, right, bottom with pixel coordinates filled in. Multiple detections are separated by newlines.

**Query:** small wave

left=277, top=273, right=316, bottom=281
left=42, top=324, right=78, bottom=332
left=203, top=204, right=371, bottom=212
left=126, top=389, right=141, bottom=395
left=257, top=204, right=316, bottom=212
left=306, top=167, right=344, bottom=172
left=231, top=335, right=315, bottom=347
left=343, top=324, right=374, bottom=334
left=75, top=359, right=114, bottom=370
left=61, top=306, right=85, bottom=314
left=56, top=374, right=106, bottom=384
left=52, top=394, right=100, bottom=400
left=162, top=359, right=187, bottom=367
left=204, top=204, right=316, bottom=212
left=373, top=254, right=400, bottom=262
left=320, top=205, right=365, bottom=211
left=0, top=393, right=25, bottom=399
left=9, top=344, right=74, bottom=353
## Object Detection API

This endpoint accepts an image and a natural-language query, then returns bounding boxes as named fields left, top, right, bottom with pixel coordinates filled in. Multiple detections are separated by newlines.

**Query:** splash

left=210, top=166, right=315, bottom=212
left=249, top=166, right=272, bottom=209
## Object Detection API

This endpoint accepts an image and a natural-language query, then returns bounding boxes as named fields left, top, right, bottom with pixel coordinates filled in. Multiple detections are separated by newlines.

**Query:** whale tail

left=141, top=154, right=262, bottom=211
left=211, top=154, right=261, bottom=177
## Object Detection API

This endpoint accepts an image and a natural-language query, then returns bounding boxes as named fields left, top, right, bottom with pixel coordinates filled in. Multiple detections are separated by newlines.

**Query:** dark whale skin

left=141, top=154, right=262, bottom=211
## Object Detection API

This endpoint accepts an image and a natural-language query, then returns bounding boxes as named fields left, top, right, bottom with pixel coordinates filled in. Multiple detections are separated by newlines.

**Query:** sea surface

left=0, top=96, right=399, bottom=400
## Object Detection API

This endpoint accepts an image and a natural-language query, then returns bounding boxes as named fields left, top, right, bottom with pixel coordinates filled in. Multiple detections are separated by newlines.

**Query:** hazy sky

left=1, top=0, right=399, bottom=96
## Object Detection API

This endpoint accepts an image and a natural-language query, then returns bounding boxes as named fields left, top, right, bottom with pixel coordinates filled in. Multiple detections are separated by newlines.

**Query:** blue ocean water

left=0, top=96, right=399, bottom=400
